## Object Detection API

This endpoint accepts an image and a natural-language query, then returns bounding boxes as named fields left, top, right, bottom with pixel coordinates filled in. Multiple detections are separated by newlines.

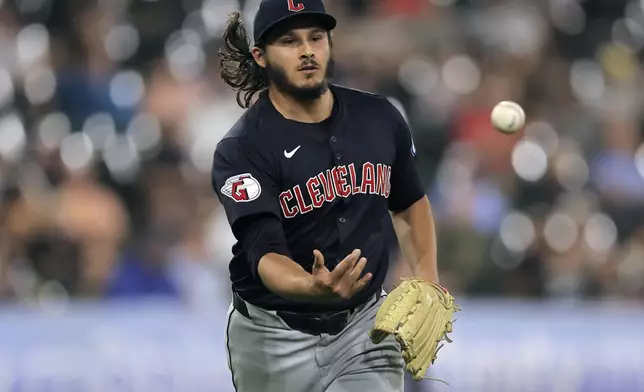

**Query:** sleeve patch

left=221, top=173, right=262, bottom=202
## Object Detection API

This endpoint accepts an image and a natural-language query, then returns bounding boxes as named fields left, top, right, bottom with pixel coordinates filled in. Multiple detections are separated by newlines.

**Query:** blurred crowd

left=0, top=0, right=643, bottom=309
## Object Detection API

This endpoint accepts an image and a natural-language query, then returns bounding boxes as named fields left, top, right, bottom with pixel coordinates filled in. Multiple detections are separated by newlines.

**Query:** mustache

left=299, top=60, right=319, bottom=70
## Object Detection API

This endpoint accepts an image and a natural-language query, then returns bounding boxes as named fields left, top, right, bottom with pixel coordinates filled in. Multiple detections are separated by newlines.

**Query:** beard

left=265, top=57, right=335, bottom=103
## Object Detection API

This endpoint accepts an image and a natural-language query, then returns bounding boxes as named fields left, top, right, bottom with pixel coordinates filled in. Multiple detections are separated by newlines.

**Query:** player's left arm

left=386, top=103, right=439, bottom=284
left=390, top=197, right=439, bottom=283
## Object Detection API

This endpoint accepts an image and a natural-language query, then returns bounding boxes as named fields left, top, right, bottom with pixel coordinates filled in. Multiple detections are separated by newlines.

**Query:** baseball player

left=212, top=1, right=459, bottom=391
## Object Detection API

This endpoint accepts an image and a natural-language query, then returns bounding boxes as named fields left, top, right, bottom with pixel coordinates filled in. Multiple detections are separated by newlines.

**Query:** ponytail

left=219, top=12, right=269, bottom=109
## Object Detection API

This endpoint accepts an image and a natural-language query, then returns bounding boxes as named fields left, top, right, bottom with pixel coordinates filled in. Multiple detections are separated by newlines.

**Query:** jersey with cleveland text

left=211, top=85, right=424, bottom=312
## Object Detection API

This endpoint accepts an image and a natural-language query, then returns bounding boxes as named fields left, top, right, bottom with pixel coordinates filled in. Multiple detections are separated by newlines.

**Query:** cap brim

left=256, top=12, right=337, bottom=42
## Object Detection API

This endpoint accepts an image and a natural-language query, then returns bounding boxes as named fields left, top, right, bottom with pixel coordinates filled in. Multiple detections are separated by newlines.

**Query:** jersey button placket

left=337, top=215, right=349, bottom=241
left=330, top=136, right=341, bottom=162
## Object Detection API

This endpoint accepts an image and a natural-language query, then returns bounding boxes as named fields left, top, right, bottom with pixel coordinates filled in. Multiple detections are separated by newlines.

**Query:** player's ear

left=251, top=46, right=266, bottom=68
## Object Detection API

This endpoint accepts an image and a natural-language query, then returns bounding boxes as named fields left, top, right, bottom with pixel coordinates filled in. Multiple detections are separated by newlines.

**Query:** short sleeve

left=211, top=138, right=282, bottom=232
left=387, top=104, right=425, bottom=212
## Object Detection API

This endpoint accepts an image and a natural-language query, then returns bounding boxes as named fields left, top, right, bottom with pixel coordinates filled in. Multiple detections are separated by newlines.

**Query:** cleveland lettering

left=279, top=162, right=391, bottom=218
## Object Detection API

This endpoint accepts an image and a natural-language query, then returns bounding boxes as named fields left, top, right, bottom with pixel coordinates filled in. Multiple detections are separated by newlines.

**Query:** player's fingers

left=331, top=249, right=360, bottom=281
left=348, top=257, right=367, bottom=282
left=312, top=250, right=325, bottom=272
left=351, top=272, right=373, bottom=294
left=343, top=254, right=360, bottom=278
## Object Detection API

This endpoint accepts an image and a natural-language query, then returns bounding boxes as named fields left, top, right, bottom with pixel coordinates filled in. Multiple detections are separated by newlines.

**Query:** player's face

left=262, top=24, right=332, bottom=101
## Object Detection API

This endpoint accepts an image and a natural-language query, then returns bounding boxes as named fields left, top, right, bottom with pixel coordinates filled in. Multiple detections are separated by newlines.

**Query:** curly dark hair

left=218, top=12, right=269, bottom=109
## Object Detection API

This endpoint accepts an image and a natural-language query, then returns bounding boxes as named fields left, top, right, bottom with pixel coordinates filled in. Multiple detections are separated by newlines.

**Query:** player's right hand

left=308, top=249, right=372, bottom=302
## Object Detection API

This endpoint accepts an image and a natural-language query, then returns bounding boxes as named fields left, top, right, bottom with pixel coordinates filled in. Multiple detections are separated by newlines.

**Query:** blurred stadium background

left=1, top=0, right=644, bottom=391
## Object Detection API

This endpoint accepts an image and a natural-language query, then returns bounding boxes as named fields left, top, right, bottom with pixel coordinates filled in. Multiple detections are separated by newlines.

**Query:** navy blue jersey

left=211, top=85, right=425, bottom=312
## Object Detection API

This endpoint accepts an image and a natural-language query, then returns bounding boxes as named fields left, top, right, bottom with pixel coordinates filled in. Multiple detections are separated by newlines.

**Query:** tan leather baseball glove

left=369, top=278, right=460, bottom=381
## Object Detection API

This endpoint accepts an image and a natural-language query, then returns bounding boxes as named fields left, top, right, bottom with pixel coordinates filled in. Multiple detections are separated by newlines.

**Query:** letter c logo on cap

left=287, top=0, right=305, bottom=12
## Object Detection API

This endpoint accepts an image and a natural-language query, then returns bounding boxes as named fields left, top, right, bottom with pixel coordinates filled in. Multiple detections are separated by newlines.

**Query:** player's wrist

left=301, top=276, right=327, bottom=303
left=412, top=261, right=439, bottom=285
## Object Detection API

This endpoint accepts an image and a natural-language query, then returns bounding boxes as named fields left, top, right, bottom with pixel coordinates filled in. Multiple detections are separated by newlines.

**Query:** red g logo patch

left=221, top=174, right=262, bottom=202
left=287, top=0, right=305, bottom=12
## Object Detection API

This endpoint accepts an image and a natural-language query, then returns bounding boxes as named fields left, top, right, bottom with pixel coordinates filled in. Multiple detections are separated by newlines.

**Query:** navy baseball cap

left=253, top=0, right=337, bottom=43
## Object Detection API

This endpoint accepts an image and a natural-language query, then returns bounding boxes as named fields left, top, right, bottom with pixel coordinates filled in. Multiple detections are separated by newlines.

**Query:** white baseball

left=490, top=101, right=525, bottom=134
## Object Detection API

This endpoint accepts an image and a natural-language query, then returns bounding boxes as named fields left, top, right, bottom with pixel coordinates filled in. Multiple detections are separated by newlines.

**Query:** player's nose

left=299, top=44, right=315, bottom=59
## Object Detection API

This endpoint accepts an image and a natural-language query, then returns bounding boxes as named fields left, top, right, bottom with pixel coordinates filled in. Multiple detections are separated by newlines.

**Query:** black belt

left=232, top=291, right=381, bottom=336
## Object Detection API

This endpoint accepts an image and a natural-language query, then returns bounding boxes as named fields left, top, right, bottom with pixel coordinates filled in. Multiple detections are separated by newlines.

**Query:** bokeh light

left=37, top=112, right=71, bottom=150
left=190, top=139, right=214, bottom=174
left=201, top=0, right=240, bottom=37
left=127, top=113, right=162, bottom=155
left=398, top=56, right=439, bottom=97
left=569, top=60, right=605, bottom=105
left=103, top=134, right=140, bottom=183
left=584, top=213, right=618, bottom=253
left=60, top=132, right=94, bottom=171
left=544, top=212, right=578, bottom=253
left=442, top=55, right=481, bottom=95
left=491, top=237, right=525, bottom=270
left=499, top=211, right=536, bottom=253
left=165, top=29, right=206, bottom=82
left=524, top=121, right=560, bottom=158
left=549, top=0, right=586, bottom=35
left=512, top=139, right=548, bottom=182
left=16, top=24, right=49, bottom=68
left=554, top=151, right=589, bottom=191
left=109, top=70, right=145, bottom=108
left=104, top=24, right=140, bottom=62
left=0, top=113, right=26, bottom=163
left=23, top=66, right=56, bottom=105
left=82, top=113, right=116, bottom=151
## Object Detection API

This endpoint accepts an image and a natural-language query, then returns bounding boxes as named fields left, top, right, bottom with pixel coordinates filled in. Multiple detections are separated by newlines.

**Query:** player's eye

left=280, top=37, right=296, bottom=45
left=311, top=35, right=323, bottom=41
